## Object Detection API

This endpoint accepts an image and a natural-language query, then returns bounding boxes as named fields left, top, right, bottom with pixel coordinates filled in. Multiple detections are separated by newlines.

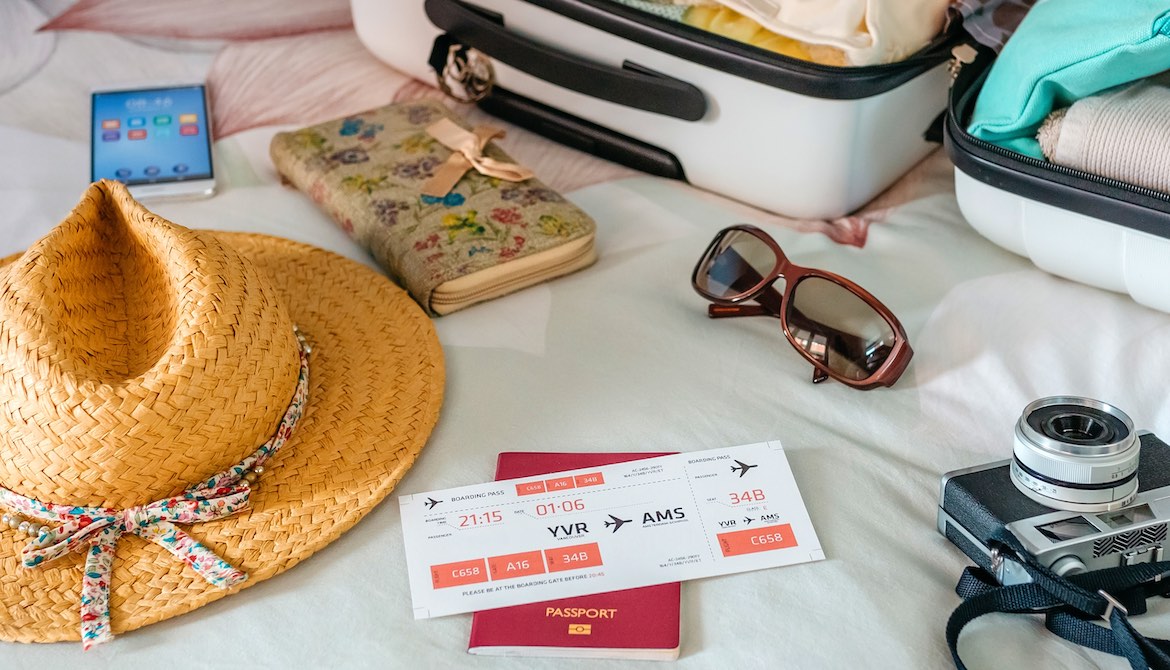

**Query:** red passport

left=467, top=452, right=681, bottom=660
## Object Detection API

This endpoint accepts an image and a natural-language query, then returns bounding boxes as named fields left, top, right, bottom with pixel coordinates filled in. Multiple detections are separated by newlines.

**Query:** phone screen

left=91, top=85, right=213, bottom=185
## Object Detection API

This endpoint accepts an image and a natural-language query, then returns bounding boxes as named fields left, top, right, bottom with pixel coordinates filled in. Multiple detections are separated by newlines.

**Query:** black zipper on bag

left=515, top=0, right=962, bottom=99
left=965, top=135, right=1170, bottom=204
left=945, top=53, right=1170, bottom=239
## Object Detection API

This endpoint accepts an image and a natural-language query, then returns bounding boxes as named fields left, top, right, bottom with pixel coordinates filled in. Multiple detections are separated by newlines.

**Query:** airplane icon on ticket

left=604, top=514, right=632, bottom=532
left=424, top=497, right=442, bottom=510
left=730, top=460, right=757, bottom=477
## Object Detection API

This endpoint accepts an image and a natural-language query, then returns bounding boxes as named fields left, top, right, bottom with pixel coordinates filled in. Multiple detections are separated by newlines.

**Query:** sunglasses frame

left=691, top=224, right=913, bottom=390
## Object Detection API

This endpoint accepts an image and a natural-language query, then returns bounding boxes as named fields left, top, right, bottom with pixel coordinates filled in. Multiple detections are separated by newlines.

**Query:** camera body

left=938, top=431, right=1170, bottom=584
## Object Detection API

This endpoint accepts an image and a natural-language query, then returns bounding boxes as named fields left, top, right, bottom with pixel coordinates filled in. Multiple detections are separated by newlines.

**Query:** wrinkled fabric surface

left=4, top=122, right=1170, bottom=667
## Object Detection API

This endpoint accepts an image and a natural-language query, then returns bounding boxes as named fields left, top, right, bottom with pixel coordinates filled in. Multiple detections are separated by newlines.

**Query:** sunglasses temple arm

left=706, top=286, right=785, bottom=319
left=708, top=304, right=773, bottom=319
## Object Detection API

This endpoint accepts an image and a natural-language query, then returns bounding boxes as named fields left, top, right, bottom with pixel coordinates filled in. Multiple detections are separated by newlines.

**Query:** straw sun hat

left=0, top=180, right=444, bottom=647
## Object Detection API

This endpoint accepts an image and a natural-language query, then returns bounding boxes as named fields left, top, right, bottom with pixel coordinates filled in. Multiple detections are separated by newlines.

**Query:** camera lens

left=1011, top=396, right=1139, bottom=513
left=1042, top=413, right=1112, bottom=444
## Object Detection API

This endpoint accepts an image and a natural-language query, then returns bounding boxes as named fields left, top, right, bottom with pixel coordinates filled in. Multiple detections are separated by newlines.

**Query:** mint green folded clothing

left=968, top=0, right=1170, bottom=159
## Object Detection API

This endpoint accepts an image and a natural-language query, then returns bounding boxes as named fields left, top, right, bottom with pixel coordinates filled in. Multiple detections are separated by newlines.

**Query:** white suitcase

left=352, top=0, right=958, bottom=219
left=945, top=52, right=1170, bottom=314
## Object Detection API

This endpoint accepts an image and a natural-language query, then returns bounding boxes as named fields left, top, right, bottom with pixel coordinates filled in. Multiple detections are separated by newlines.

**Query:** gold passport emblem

left=568, top=624, right=592, bottom=635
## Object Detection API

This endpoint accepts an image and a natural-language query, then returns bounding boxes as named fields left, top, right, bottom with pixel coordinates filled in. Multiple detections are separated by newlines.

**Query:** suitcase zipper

left=957, top=123, right=1170, bottom=204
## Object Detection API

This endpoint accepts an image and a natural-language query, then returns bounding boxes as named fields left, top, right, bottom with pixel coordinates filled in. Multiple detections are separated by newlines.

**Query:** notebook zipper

left=431, top=237, right=595, bottom=306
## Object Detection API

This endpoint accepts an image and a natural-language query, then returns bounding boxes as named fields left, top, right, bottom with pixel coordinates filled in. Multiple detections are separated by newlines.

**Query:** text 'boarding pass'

left=399, top=441, right=824, bottom=618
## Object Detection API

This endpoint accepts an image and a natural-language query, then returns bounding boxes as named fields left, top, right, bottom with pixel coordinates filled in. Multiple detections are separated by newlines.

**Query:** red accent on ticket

left=515, top=481, right=546, bottom=496
left=544, top=476, right=575, bottom=492
left=717, top=524, right=797, bottom=557
left=573, top=472, right=605, bottom=487
left=487, top=550, right=546, bottom=580
left=544, top=542, right=603, bottom=572
left=431, top=558, right=489, bottom=589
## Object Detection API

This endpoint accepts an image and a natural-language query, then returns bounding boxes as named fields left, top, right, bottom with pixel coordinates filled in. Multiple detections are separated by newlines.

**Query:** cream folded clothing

left=1038, top=77, right=1170, bottom=195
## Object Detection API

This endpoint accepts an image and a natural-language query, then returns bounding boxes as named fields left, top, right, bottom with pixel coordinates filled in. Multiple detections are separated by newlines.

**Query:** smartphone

left=90, top=83, right=216, bottom=200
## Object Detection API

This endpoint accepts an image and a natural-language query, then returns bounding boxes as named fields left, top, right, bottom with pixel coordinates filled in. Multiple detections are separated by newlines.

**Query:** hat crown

left=0, top=181, right=299, bottom=508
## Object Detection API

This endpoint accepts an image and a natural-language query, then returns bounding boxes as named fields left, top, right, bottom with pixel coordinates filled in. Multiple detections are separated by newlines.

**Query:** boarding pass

left=399, top=441, right=824, bottom=618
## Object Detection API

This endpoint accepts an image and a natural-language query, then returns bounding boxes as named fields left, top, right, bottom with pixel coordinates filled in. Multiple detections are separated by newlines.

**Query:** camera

left=938, top=396, right=1170, bottom=583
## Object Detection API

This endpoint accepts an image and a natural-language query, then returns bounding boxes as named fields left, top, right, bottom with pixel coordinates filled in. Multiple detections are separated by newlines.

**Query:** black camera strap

left=948, top=527, right=1170, bottom=670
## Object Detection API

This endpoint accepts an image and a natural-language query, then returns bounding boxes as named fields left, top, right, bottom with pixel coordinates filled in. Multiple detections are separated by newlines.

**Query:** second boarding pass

left=399, top=441, right=824, bottom=618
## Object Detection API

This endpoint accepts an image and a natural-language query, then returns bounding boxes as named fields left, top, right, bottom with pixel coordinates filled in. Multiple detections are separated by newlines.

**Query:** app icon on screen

left=127, top=129, right=147, bottom=140
left=144, top=166, right=161, bottom=177
left=128, top=117, right=146, bottom=128
left=154, top=115, right=172, bottom=126
left=156, top=127, right=172, bottom=139
left=115, top=168, right=132, bottom=179
left=179, top=113, right=198, bottom=124
left=179, top=124, right=199, bottom=136
left=173, top=163, right=189, bottom=174
left=102, top=130, right=120, bottom=142
left=101, top=119, right=120, bottom=130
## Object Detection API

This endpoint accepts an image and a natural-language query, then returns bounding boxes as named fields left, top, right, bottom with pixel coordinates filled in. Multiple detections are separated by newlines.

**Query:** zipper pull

left=948, top=44, right=979, bottom=84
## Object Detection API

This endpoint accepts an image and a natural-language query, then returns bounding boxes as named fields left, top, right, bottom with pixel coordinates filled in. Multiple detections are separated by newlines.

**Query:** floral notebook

left=269, top=101, right=596, bottom=315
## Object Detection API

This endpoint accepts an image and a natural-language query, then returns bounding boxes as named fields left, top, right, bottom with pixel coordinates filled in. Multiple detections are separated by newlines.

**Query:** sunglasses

left=691, top=225, right=912, bottom=389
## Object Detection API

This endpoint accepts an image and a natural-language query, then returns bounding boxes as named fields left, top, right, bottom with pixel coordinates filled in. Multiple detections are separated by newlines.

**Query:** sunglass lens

left=785, top=276, right=897, bottom=381
left=694, top=230, right=776, bottom=300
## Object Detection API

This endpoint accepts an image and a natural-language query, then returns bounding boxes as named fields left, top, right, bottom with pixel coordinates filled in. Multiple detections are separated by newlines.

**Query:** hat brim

left=0, top=233, right=444, bottom=642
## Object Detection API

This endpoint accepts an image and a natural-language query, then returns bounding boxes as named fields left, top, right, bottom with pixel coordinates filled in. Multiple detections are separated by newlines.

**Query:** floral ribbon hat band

left=0, top=181, right=444, bottom=647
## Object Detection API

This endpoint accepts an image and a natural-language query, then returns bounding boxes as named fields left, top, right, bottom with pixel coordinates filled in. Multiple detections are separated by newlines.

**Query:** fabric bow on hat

left=16, top=486, right=251, bottom=648
left=420, top=118, right=534, bottom=198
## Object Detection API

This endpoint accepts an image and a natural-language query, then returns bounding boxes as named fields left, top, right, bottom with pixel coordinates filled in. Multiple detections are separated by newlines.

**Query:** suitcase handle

left=425, top=0, right=707, bottom=121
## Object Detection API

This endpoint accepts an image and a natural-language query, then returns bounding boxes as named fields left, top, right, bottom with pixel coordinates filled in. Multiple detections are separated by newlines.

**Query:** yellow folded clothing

left=611, top=0, right=846, bottom=65
left=708, top=0, right=952, bottom=65
left=685, top=6, right=848, bottom=66
left=615, top=0, right=949, bottom=66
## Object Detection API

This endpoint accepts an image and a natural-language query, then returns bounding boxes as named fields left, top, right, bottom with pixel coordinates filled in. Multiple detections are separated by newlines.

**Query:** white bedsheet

left=3, top=25, right=1170, bottom=670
